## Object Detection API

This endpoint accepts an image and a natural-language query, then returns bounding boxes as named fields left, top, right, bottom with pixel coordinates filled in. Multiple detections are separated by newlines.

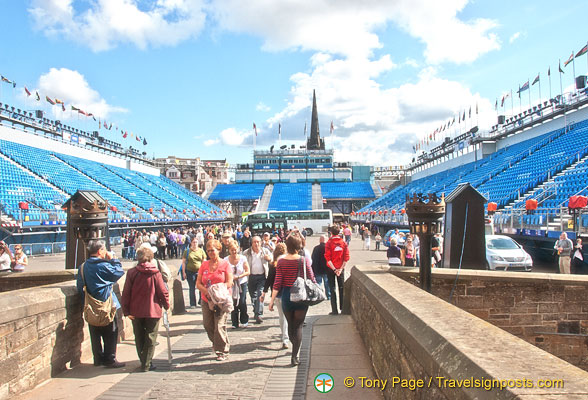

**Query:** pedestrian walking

left=197, top=239, right=233, bottom=361
left=122, top=246, right=169, bottom=372
left=269, top=232, right=316, bottom=366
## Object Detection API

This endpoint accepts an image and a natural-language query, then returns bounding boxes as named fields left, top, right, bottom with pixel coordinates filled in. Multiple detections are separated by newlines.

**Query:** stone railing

left=0, top=265, right=183, bottom=399
left=389, top=267, right=588, bottom=370
left=345, top=265, right=588, bottom=399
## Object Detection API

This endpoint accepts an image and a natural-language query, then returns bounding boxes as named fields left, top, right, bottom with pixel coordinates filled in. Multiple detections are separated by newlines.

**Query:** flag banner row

left=0, top=73, right=147, bottom=145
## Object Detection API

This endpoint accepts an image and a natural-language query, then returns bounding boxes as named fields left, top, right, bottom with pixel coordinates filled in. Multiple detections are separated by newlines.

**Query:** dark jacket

left=311, top=243, right=329, bottom=275
left=240, top=235, right=252, bottom=251
left=122, top=262, right=169, bottom=319
left=77, top=256, right=124, bottom=309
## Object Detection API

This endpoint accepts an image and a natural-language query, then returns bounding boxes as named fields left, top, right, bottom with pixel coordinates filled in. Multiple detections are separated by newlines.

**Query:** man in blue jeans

left=244, top=236, right=272, bottom=323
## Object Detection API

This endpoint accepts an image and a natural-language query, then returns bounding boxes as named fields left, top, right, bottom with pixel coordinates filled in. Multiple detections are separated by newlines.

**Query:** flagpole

left=572, top=51, right=577, bottom=92
left=510, top=89, right=514, bottom=118
left=538, top=76, right=542, bottom=108
left=559, top=60, right=564, bottom=98
left=548, top=68, right=552, bottom=100
left=528, top=79, right=531, bottom=110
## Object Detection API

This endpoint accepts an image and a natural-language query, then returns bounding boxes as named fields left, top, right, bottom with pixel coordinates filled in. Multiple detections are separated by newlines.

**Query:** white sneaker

left=241, top=322, right=249, bottom=328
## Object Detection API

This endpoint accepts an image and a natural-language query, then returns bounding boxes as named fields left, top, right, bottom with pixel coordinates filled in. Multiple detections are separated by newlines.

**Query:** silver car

left=485, top=235, right=532, bottom=271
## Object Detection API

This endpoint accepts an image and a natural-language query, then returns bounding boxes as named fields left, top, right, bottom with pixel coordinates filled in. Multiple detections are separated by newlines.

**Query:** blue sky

left=1, top=0, right=587, bottom=167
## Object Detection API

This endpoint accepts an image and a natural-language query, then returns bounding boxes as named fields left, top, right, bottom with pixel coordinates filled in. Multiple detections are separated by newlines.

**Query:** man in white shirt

left=243, top=236, right=272, bottom=323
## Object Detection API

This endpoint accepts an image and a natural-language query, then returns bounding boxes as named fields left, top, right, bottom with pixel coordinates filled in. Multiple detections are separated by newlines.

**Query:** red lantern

left=173, top=209, right=177, bottom=213
left=487, top=202, right=497, bottom=212
left=383, top=210, right=388, bottom=215
left=525, top=199, right=537, bottom=211
left=110, top=206, right=117, bottom=212
left=378, top=210, right=382, bottom=215
left=131, top=207, right=137, bottom=212
left=183, top=209, right=186, bottom=213
left=149, top=207, right=153, bottom=213
left=18, top=202, right=28, bottom=210
left=162, top=208, right=166, bottom=213
left=391, top=210, right=396, bottom=215
left=193, top=209, right=196, bottom=214
left=569, top=195, right=588, bottom=209
left=400, top=209, right=405, bottom=214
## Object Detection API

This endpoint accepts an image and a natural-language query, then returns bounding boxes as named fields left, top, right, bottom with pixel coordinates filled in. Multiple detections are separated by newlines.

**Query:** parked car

left=383, top=229, right=411, bottom=248
left=485, top=235, right=532, bottom=271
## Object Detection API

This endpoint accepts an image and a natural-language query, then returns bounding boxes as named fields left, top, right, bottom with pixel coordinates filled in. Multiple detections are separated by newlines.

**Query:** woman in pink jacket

left=122, top=246, right=170, bottom=372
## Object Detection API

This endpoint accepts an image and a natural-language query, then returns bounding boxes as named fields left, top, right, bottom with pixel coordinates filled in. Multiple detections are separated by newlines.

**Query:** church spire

left=307, top=89, right=325, bottom=150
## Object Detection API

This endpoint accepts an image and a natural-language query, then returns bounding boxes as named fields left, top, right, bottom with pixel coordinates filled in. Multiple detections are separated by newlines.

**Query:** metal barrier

left=8, top=236, right=122, bottom=257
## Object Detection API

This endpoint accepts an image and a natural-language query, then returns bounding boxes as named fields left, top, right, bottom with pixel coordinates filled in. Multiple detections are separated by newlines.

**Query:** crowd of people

left=77, top=222, right=351, bottom=369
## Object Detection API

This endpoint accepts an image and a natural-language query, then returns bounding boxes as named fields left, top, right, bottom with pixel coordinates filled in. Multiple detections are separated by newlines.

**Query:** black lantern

left=63, top=191, right=109, bottom=269
left=405, top=193, right=445, bottom=292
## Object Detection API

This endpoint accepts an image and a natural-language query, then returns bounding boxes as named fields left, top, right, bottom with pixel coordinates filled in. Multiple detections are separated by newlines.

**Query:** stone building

left=154, top=156, right=230, bottom=195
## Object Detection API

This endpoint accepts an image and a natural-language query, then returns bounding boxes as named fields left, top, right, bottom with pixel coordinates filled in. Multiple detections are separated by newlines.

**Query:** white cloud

left=256, top=102, right=271, bottom=112
left=31, top=1, right=500, bottom=63
left=35, top=67, right=126, bottom=119
left=210, top=0, right=500, bottom=63
left=204, top=138, right=220, bottom=146
left=509, top=32, right=521, bottom=44
left=219, top=127, right=252, bottom=146
left=29, top=0, right=207, bottom=52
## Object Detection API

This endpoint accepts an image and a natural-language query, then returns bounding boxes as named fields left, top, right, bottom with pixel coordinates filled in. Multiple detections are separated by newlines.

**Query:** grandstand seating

left=357, top=121, right=588, bottom=218
left=0, top=139, right=222, bottom=224
left=268, top=183, right=312, bottom=211
left=208, top=184, right=266, bottom=201
left=321, top=182, right=375, bottom=199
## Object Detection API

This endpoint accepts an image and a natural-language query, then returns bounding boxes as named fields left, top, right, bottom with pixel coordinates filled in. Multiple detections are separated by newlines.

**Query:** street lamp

left=405, top=193, right=445, bottom=292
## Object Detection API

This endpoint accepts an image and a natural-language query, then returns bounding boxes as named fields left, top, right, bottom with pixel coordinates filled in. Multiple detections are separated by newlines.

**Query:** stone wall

left=389, top=267, right=588, bottom=370
left=346, top=265, right=588, bottom=400
left=0, top=271, right=77, bottom=292
left=0, top=265, right=183, bottom=399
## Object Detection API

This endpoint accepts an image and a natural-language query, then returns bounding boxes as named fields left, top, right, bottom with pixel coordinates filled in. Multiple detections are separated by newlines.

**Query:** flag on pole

left=559, top=61, right=564, bottom=74
left=278, top=123, right=281, bottom=136
left=54, top=98, right=64, bottom=105
left=476, top=103, right=479, bottom=114
left=532, top=74, right=540, bottom=85
left=468, top=106, right=471, bottom=118
left=330, top=120, right=334, bottom=134
left=548, top=66, right=551, bottom=77
left=24, top=87, right=31, bottom=97
left=35, top=91, right=40, bottom=101
left=143, top=138, right=147, bottom=146
left=564, top=52, right=574, bottom=67
left=1, top=76, right=12, bottom=85
left=253, top=122, right=257, bottom=136
left=61, top=104, right=66, bottom=112
left=517, top=81, right=530, bottom=93
left=46, top=96, right=55, bottom=105
left=576, top=44, right=588, bottom=58
left=304, top=122, right=307, bottom=136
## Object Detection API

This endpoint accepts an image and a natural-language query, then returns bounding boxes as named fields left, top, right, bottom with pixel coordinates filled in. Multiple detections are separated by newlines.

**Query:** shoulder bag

left=80, top=263, right=117, bottom=327
left=290, top=256, right=326, bottom=306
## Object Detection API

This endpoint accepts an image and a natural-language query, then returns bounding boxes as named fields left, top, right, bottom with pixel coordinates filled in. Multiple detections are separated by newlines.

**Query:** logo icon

left=314, top=373, right=334, bottom=393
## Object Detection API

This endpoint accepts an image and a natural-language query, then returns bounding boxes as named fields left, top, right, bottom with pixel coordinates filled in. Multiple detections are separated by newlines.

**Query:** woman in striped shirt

left=269, top=232, right=315, bottom=366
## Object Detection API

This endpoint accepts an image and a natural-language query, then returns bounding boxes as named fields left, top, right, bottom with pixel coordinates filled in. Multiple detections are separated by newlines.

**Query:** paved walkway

left=16, top=234, right=384, bottom=400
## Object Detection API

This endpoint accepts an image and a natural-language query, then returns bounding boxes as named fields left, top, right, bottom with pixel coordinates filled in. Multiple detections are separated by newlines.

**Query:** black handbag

left=289, top=256, right=326, bottom=306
